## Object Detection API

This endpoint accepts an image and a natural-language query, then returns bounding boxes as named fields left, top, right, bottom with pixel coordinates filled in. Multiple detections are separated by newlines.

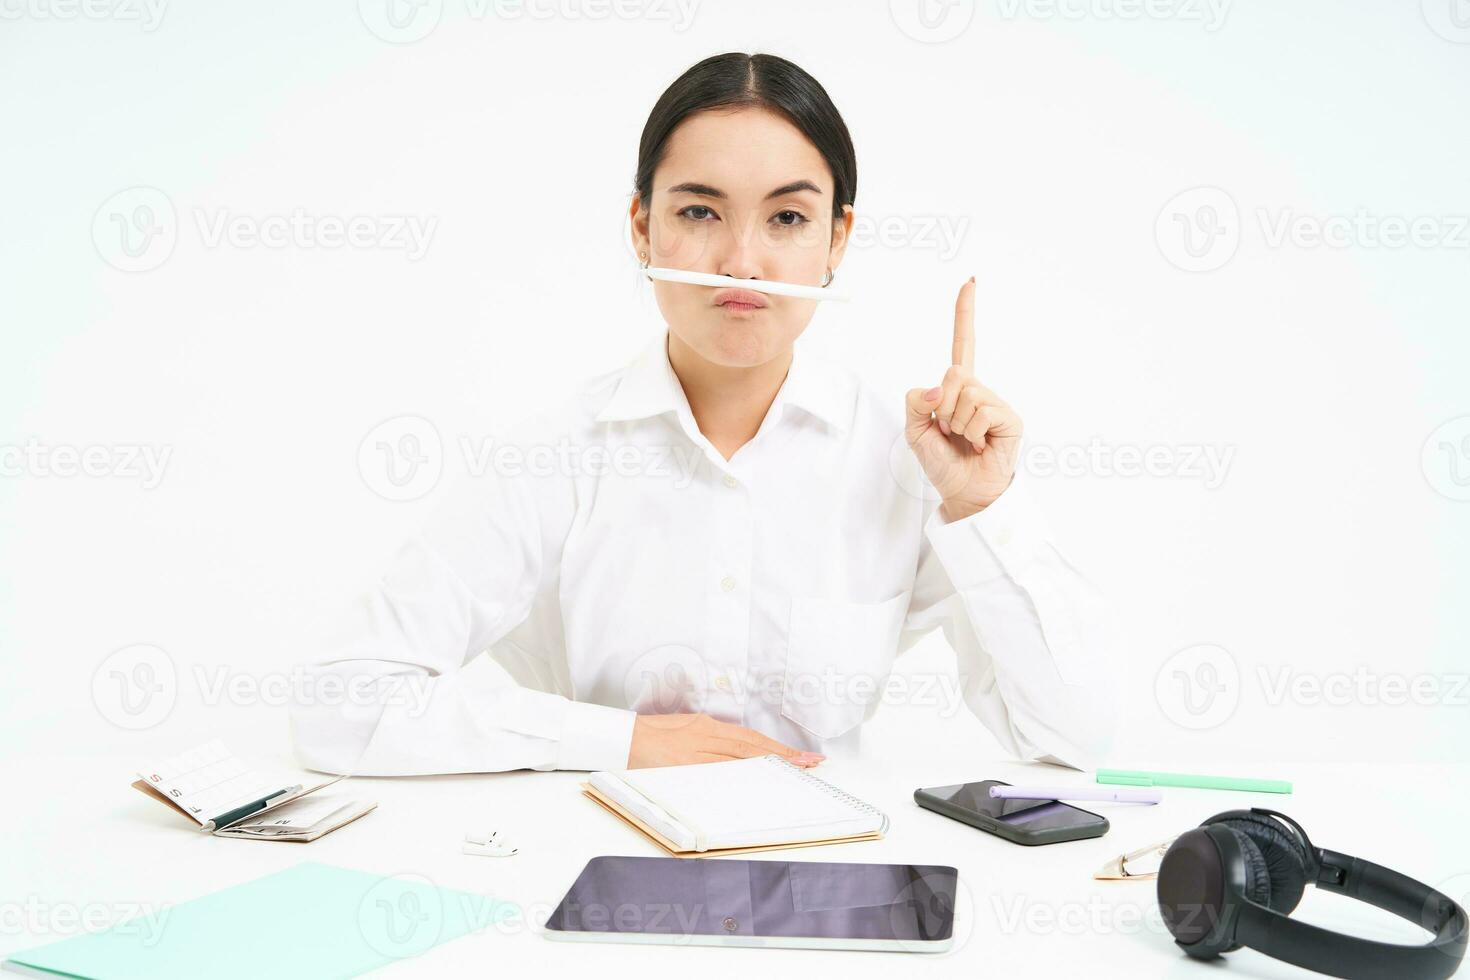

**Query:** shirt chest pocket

left=780, top=589, right=913, bottom=740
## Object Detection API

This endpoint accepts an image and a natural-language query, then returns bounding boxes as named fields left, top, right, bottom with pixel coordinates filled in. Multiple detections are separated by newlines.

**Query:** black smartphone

left=914, top=779, right=1109, bottom=846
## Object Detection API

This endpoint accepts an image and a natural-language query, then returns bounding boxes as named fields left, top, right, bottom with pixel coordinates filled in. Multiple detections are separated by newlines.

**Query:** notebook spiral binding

left=762, top=755, right=890, bottom=834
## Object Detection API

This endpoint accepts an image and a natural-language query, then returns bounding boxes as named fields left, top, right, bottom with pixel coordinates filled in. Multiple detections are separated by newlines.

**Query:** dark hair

left=634, top=52, right=857, bottom=226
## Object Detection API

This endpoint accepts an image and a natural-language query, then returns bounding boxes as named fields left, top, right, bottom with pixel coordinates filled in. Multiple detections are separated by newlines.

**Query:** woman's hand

left=905, top=276, right=1023, bottom=523
left=626, top=713, right=825, bottom=769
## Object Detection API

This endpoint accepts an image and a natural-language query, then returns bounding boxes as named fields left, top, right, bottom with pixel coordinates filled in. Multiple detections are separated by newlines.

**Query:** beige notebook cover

left=581, top=782, right=882, bottom=858
left=580, top=754, right=888, bottom=857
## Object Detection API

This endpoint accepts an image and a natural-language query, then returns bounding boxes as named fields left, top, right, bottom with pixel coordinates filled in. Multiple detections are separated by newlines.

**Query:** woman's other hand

left=626, top=713, right=824, bottom=769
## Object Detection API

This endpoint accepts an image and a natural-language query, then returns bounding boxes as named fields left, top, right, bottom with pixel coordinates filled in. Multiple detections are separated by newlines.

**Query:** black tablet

left=544, top=855, right=958, bottom=952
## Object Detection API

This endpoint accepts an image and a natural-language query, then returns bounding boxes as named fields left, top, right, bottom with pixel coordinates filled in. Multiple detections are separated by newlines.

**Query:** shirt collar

left=593, top=327, right=854, bottom=434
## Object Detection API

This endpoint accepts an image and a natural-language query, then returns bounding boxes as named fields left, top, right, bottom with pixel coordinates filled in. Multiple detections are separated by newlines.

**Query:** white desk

left=4, top=746, right=1466, bottom=980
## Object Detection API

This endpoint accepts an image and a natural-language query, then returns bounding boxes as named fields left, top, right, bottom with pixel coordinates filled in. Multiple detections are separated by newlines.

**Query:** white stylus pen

left=989, top=784, right=1162, bottom=804
left=643, top=266, right=850, bottom=302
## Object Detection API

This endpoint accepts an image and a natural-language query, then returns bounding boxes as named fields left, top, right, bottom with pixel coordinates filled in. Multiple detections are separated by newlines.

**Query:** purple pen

left=989, top=784, right=1161, bottom=804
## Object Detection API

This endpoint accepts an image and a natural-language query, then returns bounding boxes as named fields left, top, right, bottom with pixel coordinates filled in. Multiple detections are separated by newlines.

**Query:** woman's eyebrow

left=665, top=179, right=824, bottom=200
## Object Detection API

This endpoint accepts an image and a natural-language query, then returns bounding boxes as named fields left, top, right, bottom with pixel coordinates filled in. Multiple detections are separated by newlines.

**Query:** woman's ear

left=826, top=203, right=855, bottom=274
left=628, top=194, right=650, bottom=261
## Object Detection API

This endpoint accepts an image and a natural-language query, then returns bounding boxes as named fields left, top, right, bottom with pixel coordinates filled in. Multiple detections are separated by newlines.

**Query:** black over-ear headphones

left=1157, top=808, right=1468, bottom=979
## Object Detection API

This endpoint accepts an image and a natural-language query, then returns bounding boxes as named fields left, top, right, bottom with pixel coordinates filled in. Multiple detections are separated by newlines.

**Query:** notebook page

left=228, top=795, right=350, bottom=832
left=607, top=755, right=885, bottom=850
left=587, top=772, right=694, bottom=849
left=136, top=740, right=287, bottom=825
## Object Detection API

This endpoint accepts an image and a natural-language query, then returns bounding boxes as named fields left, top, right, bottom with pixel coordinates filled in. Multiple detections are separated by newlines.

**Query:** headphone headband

left=1234, top=849, right=1467, bottom=980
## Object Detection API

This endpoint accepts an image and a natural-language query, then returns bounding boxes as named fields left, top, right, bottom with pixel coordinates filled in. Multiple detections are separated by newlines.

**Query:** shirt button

left=720, top=575, right=737, bottom=592
left=716, top=676, right=732, bottom=692
left=723, top=474, right=738, bottom=488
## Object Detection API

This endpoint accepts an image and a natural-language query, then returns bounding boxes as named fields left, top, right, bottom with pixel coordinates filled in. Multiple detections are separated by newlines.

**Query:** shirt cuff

left=923, top=470, right=1054, bottom=590
left=556, top=699, right=638, bottom=772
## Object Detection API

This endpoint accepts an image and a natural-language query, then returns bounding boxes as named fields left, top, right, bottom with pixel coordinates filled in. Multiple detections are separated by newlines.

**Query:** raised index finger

left=952, top=275, right=976, bottom=370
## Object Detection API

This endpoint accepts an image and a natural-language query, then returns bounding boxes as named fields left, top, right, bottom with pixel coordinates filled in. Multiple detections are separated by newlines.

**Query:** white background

left=3, top=0, right=1469, bottom=803
left=6, top=2, right=1470, bottom=976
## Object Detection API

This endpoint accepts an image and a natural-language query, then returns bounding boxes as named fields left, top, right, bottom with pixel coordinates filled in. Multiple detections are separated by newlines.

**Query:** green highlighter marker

left=1097, top=769, right=1292, bottom=794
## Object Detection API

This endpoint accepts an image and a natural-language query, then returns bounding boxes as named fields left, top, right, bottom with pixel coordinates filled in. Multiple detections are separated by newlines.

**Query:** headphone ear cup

left=1215, top=829, right=1271, bottom=953
left=1233, top=828, right=1272, bottom=905
left=1214, top=814, right=1310, bottom=914
left=1158, top=828, right=1231, bottom=953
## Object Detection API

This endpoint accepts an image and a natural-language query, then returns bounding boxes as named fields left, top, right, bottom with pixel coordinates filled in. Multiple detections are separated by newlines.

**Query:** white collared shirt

left=290, top=326, right=1116, bottom=775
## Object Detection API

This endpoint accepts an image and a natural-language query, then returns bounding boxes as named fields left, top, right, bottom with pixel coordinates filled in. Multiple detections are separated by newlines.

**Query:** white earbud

left=462, top=829, right=518, bottom=857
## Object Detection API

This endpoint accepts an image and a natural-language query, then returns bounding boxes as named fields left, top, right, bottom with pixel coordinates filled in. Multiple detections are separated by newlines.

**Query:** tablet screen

left=545, top=855, right=957, bottom=951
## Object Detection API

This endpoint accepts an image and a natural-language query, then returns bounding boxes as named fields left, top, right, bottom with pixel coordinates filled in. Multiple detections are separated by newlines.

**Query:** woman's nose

left=715, top=242, right=765, bottom=281
left=710, top=215, right=769, bottom=279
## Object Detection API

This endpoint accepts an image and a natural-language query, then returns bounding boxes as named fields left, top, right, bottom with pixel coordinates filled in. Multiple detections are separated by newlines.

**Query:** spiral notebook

left=582, top=755, right=888, bottom=857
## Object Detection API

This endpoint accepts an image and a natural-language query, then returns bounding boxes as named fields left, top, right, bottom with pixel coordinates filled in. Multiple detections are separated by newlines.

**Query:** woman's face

left=632, top=107, right=852, bottom=368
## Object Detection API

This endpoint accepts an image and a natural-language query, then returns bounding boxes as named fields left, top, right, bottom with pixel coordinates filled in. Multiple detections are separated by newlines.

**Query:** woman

left=290, top=52, right=1114, bottom=776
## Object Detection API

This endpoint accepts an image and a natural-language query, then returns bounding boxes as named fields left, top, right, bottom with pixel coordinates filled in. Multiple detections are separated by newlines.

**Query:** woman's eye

left=772, top=210, right=808, bottom=227
left=678, top=205, right=716, bottom=222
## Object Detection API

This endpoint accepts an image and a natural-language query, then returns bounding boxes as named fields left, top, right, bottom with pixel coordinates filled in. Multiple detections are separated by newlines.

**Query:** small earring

left=821, top=268, right=833, bottom=287
left=640, top=252, right=650, bottom=280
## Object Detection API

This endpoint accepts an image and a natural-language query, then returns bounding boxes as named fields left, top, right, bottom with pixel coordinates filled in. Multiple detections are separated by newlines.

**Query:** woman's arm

left=900, top=278, right=1116, bottom=769
left=288, top=462, right=636, bottom=776
left=907, top=466, right=1117, bottom=769
left=290, top=424, right=821, bottom=776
